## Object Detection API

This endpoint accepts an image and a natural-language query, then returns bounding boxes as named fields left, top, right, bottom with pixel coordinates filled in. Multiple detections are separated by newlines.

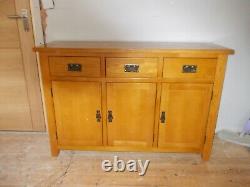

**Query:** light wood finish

left=60, top=145, right=200, bottom=153
left=39, top=54, right=59, bottom=156
left=15, top=0, right=45, bottom=131
left=1, top=133, right=250, bottom=187
left=158, top=83, right=213, bottom=151
left=50, top=76, right=215, bottom=84
left=35, top=41, right=234, bottom=160
left=0, top=49, right=32, bottom=130
left=163, top=58, right=217, bottom=81
left=49, top=57, right=101, bottom=77
left=107, top=83, right=156, bottom=147
left=35, top=41, right=234, bottom=55
left=152, top=57, right=164, bottom=147
left=0, top=133, right=250, bottom=187
left=0, top=0, right=19, bottom=48
left=101, top=81, right=108, bottom=146
left=52, top=81, right=103, bottom=146
left=202, top=55, right=229, bottom=160
left=106, top=58, right=158, bottom=78
left=0, top=0, right=45, bottom=131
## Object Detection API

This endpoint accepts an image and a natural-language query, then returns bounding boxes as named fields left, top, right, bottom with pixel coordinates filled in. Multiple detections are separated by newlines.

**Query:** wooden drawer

left=49, top=57, right=101, bottom=77
left=106, top=58, right=158, bottom=78
left=163, top=58, right=217, bottom=81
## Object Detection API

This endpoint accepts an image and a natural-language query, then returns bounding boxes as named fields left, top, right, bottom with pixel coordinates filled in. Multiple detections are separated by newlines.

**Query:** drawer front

left=106, top=58, right=158, bottom=78
left=163, top=58, right=217, bottom=81
left=49, top=57, right=101, bottom=77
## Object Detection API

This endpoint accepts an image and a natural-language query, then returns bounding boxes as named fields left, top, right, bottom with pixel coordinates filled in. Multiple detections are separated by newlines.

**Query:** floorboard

left=0, top=132, right=249, bottom=187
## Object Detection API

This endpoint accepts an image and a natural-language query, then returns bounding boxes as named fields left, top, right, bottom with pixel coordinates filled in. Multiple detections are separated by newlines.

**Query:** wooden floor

left=0, top=132, right=249, bottom=187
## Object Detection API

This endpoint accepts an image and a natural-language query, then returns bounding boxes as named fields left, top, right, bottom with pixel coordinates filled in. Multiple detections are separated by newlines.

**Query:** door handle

left=108, top=110, right=113, bottom=123
left=7, top=9, right=29, bottom=32
left=96, top=110, right=101, bottom=122
left=160, top=111, right=166, bottom=123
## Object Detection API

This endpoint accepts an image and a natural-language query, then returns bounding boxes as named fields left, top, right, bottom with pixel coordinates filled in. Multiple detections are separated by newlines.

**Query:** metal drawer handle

left=182, top=65, right=197, bottom=73
left=160, top=111, right=166, bottom=123
left=68, top=64, right=82, bottom=72
left=96, top=110, right=101, bottom=122
left=124, top=64, right=139, bottom=72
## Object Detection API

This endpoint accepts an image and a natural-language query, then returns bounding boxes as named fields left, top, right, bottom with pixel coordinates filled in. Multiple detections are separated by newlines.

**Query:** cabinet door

left=107, top=83, right=156, bottom=147
left=52, top=81, right=102, bottom=146
left=158, top=83, right=212, bottom=151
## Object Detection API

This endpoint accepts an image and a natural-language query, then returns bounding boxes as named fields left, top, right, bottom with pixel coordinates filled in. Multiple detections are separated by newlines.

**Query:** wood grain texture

left=50, top=76, right=214, bottom=84
left=0, top=0, right=20, bottom=48
left=36, top=42, right=233, bottom=160
left=107, top=83, right=156, bottom=147
left=15, top=0, right=45, bottom=131
left=153, top=57, right=164, bottom=147
left=163, top=58, right=217, bottom=81
left=202, top=55, right=228, bottom=160
left=106, top=57, right=158, bottom=78
left=39, top=54, right=59, bottom=156
left=1, top=133, right=250, bottom=187
left=60, top=145, right=201, bottom=153
left=0, top=49, right=32, bottom=130
left=52, top=81, right=103, bottom=146
left=101, top=81, right=108, bottom=146
left=34, top=41, right=235, bottom=55
left=0, top=0, right=45, bottom=131
left=153, top=83, right=162, bottom=147
left=158, top=83, right=213, bottom=151
left=101, top=55, right=108, bottom=146
left=49, top=57, right=101, bottom=77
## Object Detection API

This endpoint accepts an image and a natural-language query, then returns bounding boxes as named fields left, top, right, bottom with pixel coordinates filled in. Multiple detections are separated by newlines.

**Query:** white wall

left=44, top=0, right=250, bottom=132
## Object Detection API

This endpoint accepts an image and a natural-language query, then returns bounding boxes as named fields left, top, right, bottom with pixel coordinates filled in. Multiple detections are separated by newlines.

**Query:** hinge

left=204, top=135, right=207, bottom=144
left=55, top=131, right=58, bottom=140
left=210, top=90, right=214, bottom=101
left=51, top=88, right=53, bottom=97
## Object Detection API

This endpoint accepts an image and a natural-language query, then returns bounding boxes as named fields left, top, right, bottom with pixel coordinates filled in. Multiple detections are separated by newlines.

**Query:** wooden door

left=0, top=0, right=44, bottom=130
left=52, top=81, right=103, bottom=146
left=107, top=83, right=156, bottom=147
left=158, top=83, right=212, bottom=151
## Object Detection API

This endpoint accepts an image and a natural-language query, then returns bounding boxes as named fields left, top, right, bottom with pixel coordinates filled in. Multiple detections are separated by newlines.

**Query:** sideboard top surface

left=34, top=41, right=234, bottom=55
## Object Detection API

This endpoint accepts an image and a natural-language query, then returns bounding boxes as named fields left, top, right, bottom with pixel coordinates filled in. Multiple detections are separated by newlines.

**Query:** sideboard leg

left=39, top=54, right=60, bottom=157
left=202, top=142, right=212, bottom=161
left=51, top=146, right=60, bottom=156
left=202, top=55, right=228, bottom=161
left=48, top=132, right=60, bottom=156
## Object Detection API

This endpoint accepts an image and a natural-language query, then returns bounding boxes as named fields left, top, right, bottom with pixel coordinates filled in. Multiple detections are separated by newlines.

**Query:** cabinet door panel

left=52, top=81, right=102, bottom=146
left=107, top=83, right=156, bottom=147
left=158, top=83, right=212, bottom=151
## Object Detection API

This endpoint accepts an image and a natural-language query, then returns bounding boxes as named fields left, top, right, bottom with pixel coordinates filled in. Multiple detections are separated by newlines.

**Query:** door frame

left=14, top=0, right=45, bottom=131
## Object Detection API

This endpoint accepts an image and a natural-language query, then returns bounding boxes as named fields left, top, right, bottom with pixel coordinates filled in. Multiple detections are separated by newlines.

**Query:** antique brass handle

left=124, top=64, right=139, bottom=72
left=68, top=64, right=82, bottom=72
left=160, top=111, right=166, bottom=123
left=96, top=110, right=101, bottom=122
left=108, top=110, right=113, bottom=122
left=182, top=65, right=197, bottom=73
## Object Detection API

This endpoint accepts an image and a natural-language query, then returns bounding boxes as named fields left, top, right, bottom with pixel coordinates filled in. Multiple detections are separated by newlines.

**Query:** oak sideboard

left=35, top=41, right=234, bottom=160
